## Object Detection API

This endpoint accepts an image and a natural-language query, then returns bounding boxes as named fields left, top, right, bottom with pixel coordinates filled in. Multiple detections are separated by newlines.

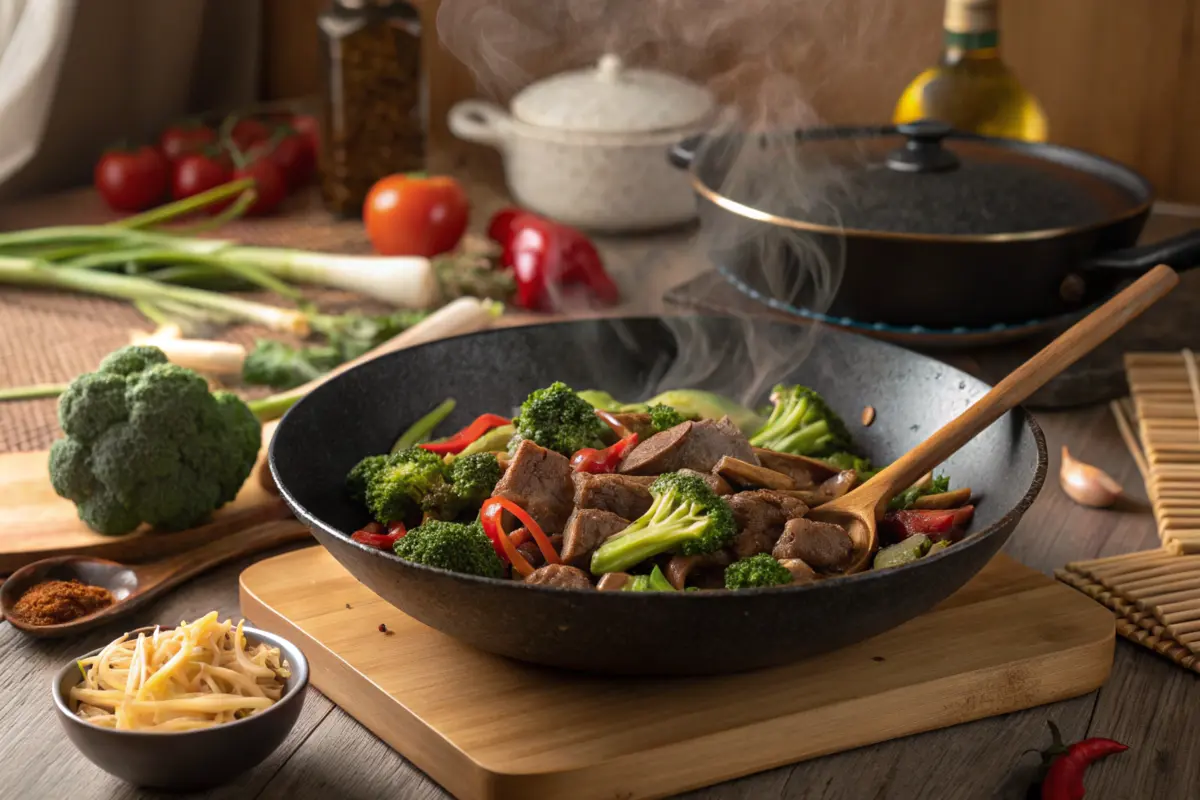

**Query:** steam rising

left=438, top=0, right=897, bottom=405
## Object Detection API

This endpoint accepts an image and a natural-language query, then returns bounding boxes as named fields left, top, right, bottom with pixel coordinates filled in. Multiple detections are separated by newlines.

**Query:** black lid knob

left=887, top=120, right=960, bottom=174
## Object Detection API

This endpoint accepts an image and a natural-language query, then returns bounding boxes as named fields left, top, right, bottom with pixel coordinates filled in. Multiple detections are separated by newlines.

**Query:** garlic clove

left=1060, top=445, right=1123, bottom=508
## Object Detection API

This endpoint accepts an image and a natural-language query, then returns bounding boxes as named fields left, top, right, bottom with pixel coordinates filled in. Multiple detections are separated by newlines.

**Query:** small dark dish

left=52, top=626, right=308, bottom=791
left=670, top=121, right=1200, bottom=330
left=270, top=317, right=1047, bottom=676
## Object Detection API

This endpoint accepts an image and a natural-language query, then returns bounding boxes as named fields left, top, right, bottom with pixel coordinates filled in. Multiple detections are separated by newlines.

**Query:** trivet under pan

left=239, top=546, right=1114, bottom=800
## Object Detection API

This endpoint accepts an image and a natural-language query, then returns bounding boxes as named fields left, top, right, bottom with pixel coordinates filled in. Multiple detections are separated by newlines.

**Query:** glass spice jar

left=317, top=0, right=426, bottom=218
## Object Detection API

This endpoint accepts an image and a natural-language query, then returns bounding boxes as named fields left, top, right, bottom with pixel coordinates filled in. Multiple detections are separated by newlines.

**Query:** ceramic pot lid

left=510, top=53, right=715, bottom=135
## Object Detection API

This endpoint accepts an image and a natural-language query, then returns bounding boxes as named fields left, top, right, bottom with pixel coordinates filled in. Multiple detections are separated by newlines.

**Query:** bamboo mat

left=1054, top=352, right=1200, bottom=674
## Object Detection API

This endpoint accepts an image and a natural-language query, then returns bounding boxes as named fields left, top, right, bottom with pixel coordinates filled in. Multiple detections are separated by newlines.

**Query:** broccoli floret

left=346, top=455, right=389, bottom=504
left=47, top=345, right=260, bottom=536
left=513, top=381, right=608, bottom=456
left=622, top=565, right=677, bottom=592
left=724, top=554, right=792, bottom=590
left=364, top=447, right=448, bottom=523
left=647, top=404, right=686, bottom=432
left=422, top=453, right=502, bottom=520
left=888, top=474, right=951, bottom=510
left=749, top=384, right=853, bottom=457
left=590, top=472, right=735, bottom=574
left=393, top=519, right=504, bottom=578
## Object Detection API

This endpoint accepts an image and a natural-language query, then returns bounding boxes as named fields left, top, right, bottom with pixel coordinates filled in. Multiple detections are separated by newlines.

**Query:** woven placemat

left=0, top=191, right=375, bottom=453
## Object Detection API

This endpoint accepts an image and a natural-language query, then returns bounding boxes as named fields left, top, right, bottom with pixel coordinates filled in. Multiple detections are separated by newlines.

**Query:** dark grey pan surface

left=270, top=317, right=1047, bottom=675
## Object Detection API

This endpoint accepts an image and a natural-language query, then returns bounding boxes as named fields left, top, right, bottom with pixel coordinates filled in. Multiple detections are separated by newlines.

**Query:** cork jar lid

left=510, top=54, right=716, bottom=135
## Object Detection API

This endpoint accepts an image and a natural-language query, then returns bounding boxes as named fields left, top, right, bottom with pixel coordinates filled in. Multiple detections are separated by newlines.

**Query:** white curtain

left=0, top=0, right=261, bottom=202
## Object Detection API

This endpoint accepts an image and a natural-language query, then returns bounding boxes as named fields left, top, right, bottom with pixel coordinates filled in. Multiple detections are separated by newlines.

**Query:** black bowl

left=53, top=626, right=308, bottom=790
left=270, top=317, right=1047, bottom=675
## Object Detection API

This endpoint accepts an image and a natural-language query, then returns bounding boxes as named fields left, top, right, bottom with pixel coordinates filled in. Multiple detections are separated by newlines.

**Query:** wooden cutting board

left=239, top=546, right=1116, bottom=800
left=0, top=421, right=284, bottom=573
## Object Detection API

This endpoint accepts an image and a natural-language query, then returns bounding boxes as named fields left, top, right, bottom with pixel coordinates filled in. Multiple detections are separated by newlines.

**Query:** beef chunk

left=619, top=417, right=757, bottom=476
left=678, top=468, right=732, bottom=495
left=725, top=490, right=809, bottom=559
left=524, top=564, right=593, bottom=590
left=608, top=412, right=656, bottom=439
left=492, top=440, right=575, bottom=534
left=773, top=517, right=855, bottom=572
left=752, top=448, right=838, bottom=487
left=572, top=472, right=653, bottom=519
left=560, top=508, right=629, bottom=567
left=514, top=533, right=565, bottom=570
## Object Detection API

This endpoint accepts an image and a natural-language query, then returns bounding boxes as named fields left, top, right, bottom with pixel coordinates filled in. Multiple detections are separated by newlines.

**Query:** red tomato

left=234, top=156, right=287, bottom=216
left=268, top=128, right=316, bottom=190
left=171, top=153, right=233, bottom=202
left=229, top=117, right=270, bottom=151
left=94, top=145, right=170, bottom=212
left=159, top=123, right=216, bottom=162
left=363, top=174, right=469, bottom=257
left=290, top=114, right=320, bottom=158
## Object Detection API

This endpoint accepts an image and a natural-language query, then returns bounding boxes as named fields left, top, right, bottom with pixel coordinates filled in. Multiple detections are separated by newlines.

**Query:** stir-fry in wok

left=344, top=382, right=976, bottom=591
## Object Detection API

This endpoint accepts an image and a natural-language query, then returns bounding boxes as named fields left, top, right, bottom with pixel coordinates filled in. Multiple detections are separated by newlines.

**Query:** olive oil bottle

left=893, top=0, right=1047, bottom=142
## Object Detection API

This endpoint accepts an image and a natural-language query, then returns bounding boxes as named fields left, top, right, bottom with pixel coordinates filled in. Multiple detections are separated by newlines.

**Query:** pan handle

left=667, top=135, right=702, bottom=170
left=1082, top=228, right=1200, bottom=274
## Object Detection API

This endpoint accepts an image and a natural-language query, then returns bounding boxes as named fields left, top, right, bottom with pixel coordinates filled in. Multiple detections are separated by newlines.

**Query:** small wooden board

left=240, top=546, right=1116, bottom=800
left=0, top=422, right=282, bottom=573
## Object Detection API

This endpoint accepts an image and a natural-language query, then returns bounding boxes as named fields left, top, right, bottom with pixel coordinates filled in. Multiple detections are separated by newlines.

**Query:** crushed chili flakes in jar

left=10, top=579, right=114, bottom=626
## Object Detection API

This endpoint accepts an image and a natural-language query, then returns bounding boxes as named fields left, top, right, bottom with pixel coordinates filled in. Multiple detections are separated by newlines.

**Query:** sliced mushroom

left=597, top=572, right=630, bottom=591
left=714, top=456, right=796, bottom=491
left=665, top=552, right=732, bottom=590
left=778, top=558, right=818, bottom=584
left=752, top=447, right=837, bottom=484
left=911, top=487, right=973, bottom=509
left=818, top=470, right=858, bottom=502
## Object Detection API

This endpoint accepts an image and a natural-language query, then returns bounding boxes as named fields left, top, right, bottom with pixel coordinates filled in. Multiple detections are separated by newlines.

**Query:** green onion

left=0, top=383, right=69, bottom=401
left=391, top=399, right=457, bottom=453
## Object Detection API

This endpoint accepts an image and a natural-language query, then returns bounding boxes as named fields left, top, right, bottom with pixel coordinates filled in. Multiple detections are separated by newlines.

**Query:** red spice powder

left=10, top=579, right=114, bottom=626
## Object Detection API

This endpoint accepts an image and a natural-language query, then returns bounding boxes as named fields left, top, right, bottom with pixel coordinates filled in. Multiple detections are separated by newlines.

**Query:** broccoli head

left=48, top=345, right=260, bottom=536
left=392, top=519, right=505, bottom=578
left=364, top=447, right=448, bottom=524
left=590, top=472, right=736, bottom=574
left=346, top=454, right=389, bottom=504
left=647, top=404, right=686, bottom=432
left=724, top=554, right=792, bottom=590
left=749, top=384, right=853, bottom=457
left=513, top=381, right=608, bottom=456
left=421, top=452, right=502, bottom=520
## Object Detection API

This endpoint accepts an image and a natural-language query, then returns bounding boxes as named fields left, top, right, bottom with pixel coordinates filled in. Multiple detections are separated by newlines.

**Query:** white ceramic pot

left=448, top=54, right=716, bottom=233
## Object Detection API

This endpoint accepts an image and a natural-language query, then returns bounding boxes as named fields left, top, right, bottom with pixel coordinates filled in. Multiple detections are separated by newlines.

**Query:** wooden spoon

left=808, top=264, right=1180, bottom=573
left=0, top=519, right=310, bottom=637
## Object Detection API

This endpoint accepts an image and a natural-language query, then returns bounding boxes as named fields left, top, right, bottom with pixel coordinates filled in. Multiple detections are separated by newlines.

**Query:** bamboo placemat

left=1123, top=351, right=1200, bottom=554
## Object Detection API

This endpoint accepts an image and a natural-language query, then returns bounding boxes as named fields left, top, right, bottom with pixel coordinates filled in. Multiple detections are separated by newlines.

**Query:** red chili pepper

left=1037, top=722, right=1128, bottom=800
left=486, top=207, right=523, bottom=246
left=418, top=413, right=511, bottom=455
left=879, top=506, right=974, bottom=544
left=496, top=212, right=619, bottom=311
left=571, top=433, right=639, bottom=474
left=351, top=520, right=407, bottom=550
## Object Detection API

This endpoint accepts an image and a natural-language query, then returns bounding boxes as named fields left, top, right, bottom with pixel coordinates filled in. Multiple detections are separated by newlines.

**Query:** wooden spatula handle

left=864, top=264, right=1179, bottom=505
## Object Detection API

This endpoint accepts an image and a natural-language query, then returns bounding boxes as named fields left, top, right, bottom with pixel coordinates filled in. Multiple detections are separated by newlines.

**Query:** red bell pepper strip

left=480, top=496, right=560, bottom=577
left=879, top=506, right=974, bottom=544
left=1037, top=722, right=1128, bottom=800
left=418, top=413, right=511, bottom=455
left=351, top=520, right=407, bottom=550
left=571, top=433, right=639, bottom=474
left=489, top=210, right=619, bottom=311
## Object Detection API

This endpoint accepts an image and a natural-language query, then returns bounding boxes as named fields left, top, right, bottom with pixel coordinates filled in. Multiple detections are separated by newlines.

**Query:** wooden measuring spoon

left=808, top=264, right=1180, bottom=573
left=0, top=518, right=310, bottom=637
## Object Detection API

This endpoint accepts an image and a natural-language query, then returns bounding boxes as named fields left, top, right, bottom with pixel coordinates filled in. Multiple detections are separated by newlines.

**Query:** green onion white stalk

left=130, top=326, right=247, bottom=375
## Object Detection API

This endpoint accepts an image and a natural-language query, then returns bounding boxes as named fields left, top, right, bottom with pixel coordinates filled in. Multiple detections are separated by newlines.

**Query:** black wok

left=269, top=317, right=1046, bottom=675
left=670, top=122, right=1200, bottom=330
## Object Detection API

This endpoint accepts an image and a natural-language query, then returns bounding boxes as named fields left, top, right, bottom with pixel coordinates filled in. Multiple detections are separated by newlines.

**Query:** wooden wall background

left=262, top=0, right=1200, bottom=205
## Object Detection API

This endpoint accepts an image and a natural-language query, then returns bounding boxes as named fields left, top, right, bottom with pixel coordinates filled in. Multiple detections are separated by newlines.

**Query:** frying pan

left=270, top=317, right=1046, bottom=675
left=669, top=122, right=1200, bottom=330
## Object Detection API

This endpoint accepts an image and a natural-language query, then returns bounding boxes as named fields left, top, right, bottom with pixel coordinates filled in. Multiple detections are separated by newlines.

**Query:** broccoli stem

left=591, top=496, right=710, bottom=574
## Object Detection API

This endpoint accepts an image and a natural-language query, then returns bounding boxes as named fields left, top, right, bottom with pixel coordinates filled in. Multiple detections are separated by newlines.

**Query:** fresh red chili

left=492, top=211, right=619, bottom=311
left=351, top=520, right=407, bottom=550
left=418, top=413, right=511, bottom=454
left=1038, top=722, right=1128, bottom=800
left=571, top=433, right=639, bottom=474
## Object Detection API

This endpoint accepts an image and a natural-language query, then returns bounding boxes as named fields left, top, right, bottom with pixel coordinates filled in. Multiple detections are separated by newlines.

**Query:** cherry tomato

left=363, top=174, right=469, bottom=257
left=234, top=156, right=287, bottom=216
left=290, top=114, right=320, bottom=159
left=94, top=145, right=170, bottom=212
left=171, top=152, right=233, bottom=202
left=268, top=127, right=316, bottom=190
left=229, top=117, right=270, bottom=151
left=158, top=122, right=216, bottom=162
